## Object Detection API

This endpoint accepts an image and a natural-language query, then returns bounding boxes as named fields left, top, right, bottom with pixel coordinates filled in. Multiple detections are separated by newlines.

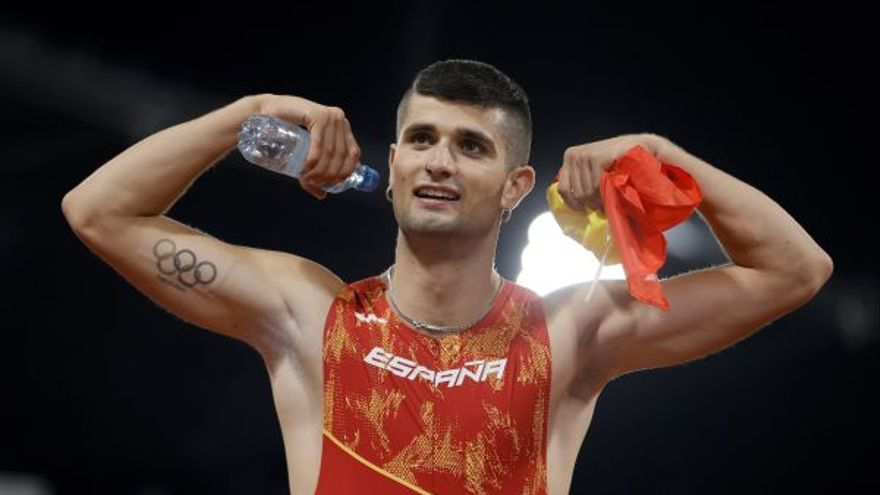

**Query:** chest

left=318, top=298, right=553, bottom=493
left=279, top=284, right=604, bottom=495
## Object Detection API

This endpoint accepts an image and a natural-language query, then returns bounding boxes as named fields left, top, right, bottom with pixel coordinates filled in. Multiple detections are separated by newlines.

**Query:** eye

left=410, top=132, right=432, bottom=145
left=461, top=140, right=484, bottom=154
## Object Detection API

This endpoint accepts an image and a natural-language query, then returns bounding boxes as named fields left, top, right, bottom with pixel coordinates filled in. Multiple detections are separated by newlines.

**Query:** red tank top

left=314, top=271, right=551, bottom=494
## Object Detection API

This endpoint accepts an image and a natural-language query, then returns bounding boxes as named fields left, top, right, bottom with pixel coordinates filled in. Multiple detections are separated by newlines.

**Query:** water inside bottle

left=238, top=115, right=303, bottom=174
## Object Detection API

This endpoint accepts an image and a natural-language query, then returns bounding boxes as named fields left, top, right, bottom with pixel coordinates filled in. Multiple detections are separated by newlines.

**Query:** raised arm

left=61, top=94, right=362, bottom=362
left=553, top=134, right=833, bottom=382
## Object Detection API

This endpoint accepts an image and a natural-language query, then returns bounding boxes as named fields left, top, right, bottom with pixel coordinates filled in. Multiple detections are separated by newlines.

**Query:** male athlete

left=62, top=59, right=832, bottom=494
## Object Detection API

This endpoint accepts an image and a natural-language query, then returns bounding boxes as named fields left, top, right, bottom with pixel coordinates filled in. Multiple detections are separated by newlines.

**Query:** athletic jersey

left=314, top=270, right=552, bottom=494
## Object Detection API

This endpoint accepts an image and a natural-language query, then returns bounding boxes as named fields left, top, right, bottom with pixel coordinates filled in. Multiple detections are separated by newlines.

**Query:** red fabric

left=315, top=432, right=423, bottom=493
left=556, top=145, right=703, bottom=311
left=315, top=275, right=551, bottom=494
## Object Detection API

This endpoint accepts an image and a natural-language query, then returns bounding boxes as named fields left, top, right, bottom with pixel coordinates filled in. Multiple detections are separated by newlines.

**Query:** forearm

left=648, top=134, right=833, bottom=286
left=62, top=95, right=261, bottom=225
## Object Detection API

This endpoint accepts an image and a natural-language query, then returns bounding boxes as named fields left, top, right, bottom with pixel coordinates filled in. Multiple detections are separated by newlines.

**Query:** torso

left=264, top=273, right=609, bottom=495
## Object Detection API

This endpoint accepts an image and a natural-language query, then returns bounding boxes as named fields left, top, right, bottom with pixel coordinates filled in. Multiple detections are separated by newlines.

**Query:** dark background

left=1, top=2, right=875, bottom=494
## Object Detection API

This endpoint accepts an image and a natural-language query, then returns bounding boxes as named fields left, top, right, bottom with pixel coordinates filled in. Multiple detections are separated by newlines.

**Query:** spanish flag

left=546, top=144, right=703, bottom=311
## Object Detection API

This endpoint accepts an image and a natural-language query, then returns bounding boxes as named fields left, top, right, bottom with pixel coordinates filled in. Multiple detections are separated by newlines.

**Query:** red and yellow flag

left=547, top=144, right=703, bottom=311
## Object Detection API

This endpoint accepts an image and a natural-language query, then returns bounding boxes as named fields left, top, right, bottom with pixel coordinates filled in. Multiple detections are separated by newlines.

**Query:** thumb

left=299, top=177, right=327, bottom=200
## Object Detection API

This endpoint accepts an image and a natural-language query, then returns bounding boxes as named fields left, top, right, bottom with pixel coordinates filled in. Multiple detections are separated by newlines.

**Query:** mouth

left=413, top=186, right=461, bottom=205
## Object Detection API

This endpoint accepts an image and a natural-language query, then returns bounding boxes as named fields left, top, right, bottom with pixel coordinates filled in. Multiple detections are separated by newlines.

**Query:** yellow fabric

left=546, top=181, right=620, bottom=265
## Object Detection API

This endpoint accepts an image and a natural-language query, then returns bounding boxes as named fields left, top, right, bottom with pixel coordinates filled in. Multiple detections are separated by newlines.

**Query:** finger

left=567, top=162, right=587, bottom=211
left=298, top=177, right=327, bottom=199
left=304, top=112, right=333, bottom=187
left=584, top=189, right=603, bottom=212
left=302, top=117, right=323, bottom=181
left=327, top=116, right=348, bottom=184
left=582, top=196, right=601, bottom=212
left=556, top=164, right=574, bottom=207
left=310, top=115, right=335, bottom=187
left=582, top=156, right=596, bottom=199
left=298, top=172, right=324, bottom=198
left=558, top=150, right=574, bottom=202
left=310, top=183, right=328, bottom=200
left=579, top=157, right=601, bottom=211
left=570, top=157, right=585, bottom=199
left=342, top=118, right=361, bottom=177
left=587, top=158, right=608, bottom=212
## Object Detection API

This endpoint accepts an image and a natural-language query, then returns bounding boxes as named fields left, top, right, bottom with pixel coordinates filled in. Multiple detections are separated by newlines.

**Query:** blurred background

left=1, top=2, right=874, bottom=494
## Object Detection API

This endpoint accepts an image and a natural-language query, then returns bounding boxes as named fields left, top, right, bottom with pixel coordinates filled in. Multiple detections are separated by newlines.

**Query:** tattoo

left=153, top=238, right=218, bottom=291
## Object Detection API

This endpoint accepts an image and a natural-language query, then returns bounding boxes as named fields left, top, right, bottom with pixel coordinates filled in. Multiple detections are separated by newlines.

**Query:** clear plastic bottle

left=237, top=114, right=380, bottom=193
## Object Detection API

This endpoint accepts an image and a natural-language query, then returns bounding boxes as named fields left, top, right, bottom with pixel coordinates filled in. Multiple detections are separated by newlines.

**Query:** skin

left=62, top=90, right=832, bottom=495
left=385, top=93, right=535, bottom=329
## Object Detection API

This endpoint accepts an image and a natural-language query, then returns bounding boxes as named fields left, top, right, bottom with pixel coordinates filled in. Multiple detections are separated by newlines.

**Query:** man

left=61, top=59, right=833, bottom=494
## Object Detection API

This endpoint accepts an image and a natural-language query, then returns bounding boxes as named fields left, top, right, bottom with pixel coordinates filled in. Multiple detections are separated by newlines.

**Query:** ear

left=387, top=143, right=397, bottom=185
left=501, top=164, right=536, bottom=211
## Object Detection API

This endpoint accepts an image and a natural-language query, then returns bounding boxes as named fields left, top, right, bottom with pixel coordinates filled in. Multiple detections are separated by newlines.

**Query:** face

left=389, top=93, right=532, bottom=238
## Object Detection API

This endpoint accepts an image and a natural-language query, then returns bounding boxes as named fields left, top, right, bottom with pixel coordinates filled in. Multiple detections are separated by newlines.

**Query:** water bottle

left=237, top=114, right=380, bottom=193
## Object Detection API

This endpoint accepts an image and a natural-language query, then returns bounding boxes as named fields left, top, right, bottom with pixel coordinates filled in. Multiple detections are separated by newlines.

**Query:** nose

left=425, top=140, right=456, bottom=176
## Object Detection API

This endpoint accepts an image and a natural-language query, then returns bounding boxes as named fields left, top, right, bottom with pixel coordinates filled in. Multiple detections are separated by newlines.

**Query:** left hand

left=557, top=133, right=663, bottom=213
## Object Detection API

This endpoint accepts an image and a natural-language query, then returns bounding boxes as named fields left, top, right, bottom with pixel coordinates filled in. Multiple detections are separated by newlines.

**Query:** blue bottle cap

left=357, top=167, right=381, bottom=192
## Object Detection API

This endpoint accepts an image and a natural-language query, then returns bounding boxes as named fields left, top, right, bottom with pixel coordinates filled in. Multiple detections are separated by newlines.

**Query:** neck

left=388, top=228, right=503, bottom=331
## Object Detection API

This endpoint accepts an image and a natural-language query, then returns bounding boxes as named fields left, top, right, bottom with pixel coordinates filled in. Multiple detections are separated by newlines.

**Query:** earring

left=501, top=207, right=512, bottom=223
left=386, top=187, right=393, bottom=202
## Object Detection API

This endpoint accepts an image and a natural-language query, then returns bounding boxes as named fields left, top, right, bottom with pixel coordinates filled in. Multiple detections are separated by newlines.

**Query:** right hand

left=255, top=94, right=362, bottom=200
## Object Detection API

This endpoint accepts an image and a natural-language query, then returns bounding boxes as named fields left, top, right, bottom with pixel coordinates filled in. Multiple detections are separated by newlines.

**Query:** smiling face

left=388, top=93, right=533, bottom=238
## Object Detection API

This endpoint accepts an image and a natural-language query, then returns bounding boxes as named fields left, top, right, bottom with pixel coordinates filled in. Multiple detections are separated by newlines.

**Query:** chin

left=403, top=220, right=462, bottom=236
left=394, top=210, right=457, bottom=232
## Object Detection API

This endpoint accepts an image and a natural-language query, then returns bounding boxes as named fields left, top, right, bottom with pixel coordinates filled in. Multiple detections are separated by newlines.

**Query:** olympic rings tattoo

left=153, top=238, right=217, bottom=287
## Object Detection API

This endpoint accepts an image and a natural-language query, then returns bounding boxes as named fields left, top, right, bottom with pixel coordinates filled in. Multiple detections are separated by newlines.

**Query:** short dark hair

left=396, top=59, right=532, bottom=169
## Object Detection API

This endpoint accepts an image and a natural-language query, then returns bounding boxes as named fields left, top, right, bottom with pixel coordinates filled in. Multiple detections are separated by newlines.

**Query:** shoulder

left=288, top=268, right=386, bottom=321
left=539, top=278, right=624, bottom=327
left=264, top=252, right=347, bottom=303
left=246, top=252, right=350, bottom=344
left=539, top=279, right=623, bottom=372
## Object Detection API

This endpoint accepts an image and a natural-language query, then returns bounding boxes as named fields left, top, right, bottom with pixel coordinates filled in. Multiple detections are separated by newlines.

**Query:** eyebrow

left=403, top=123, right=497, bottom=153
